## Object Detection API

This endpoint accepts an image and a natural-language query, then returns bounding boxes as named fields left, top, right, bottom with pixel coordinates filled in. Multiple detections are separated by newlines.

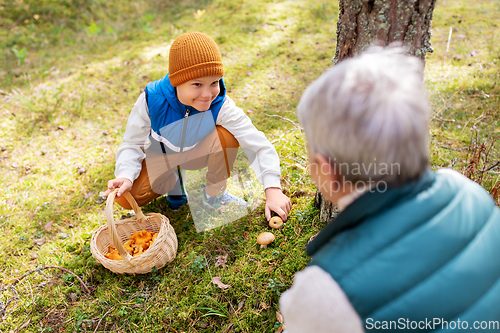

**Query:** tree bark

left=334, top=0, right=436, bottom=63
left=315, top=0, right=436, bottom=222
left=314, top=191, right=339, bottom=223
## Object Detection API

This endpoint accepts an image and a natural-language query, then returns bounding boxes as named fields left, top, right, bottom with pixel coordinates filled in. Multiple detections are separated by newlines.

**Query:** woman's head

left=298, top=46, right=430, bottom=187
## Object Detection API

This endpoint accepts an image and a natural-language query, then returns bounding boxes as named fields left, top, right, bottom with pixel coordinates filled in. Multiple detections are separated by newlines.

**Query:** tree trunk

left=334, top=0, right=436, bottom=63
left=314, top=191, right=340, bottom=223
left=316, top=0, right=436, bottom=221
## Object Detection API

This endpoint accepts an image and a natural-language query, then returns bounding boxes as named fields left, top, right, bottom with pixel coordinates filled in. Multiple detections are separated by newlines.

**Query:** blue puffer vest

left=144, top=74, right=226, bottom=154
left=307, top=170, right=500, bottom=332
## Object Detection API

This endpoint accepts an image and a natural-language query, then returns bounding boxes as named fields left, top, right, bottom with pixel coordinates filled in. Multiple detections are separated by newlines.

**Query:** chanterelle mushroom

left=269, top=216, right=284, bottom=229
left=257, top=232, right=275, bottom=248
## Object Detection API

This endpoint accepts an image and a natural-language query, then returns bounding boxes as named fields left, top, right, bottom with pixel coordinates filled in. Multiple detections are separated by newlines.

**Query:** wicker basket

left=90, top=189, right=178, bottom=274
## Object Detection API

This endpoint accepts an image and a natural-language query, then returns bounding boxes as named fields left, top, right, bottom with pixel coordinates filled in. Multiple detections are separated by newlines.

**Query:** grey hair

left=298, top=46, right=429, bottom=186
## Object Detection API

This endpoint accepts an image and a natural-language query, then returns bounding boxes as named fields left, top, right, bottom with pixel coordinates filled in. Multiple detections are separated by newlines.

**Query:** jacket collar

left=306, top=169, right=436, bottom=257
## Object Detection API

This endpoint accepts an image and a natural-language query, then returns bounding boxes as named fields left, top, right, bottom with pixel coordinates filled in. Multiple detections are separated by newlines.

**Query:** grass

left=0, top=0, right=499, bottom=331
left=426, top=0, right=500, bottom=191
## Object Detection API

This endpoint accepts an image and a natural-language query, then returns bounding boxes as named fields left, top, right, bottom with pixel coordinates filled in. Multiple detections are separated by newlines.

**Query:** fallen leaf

left=260, top=301, right=268, bottom=310
left=44, top=221, right=53, bottom=232
left=211, top=276, right=231, bottom=290
left=276, top=310, right=285, bottom=332
left=276, top=310, right=283, bottom=323
left=237, top=299, right=245, bottom=311
left=67, top=293, right=77, bottom=302
left=96, top=191, right=108, bottom=204
left=215, top=254, right=228, bottom=268
left=33, top=237, right=46, bottom=246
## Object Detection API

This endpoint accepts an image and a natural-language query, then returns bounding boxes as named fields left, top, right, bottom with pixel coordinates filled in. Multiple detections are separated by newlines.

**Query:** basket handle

left=105, top=189, right=147, bottom=263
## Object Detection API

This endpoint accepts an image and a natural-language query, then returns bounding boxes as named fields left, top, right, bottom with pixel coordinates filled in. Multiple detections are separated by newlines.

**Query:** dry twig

left=14, top=279, right=34, bottom=333
left=490, top=183, right=500, bottom=206
left=10, top=265, right=91, bottom=295
left=93, top=306, right=114, bottom=333
left=432, top=115, right=455, bottom=122
left=264, top=113, right=300, bottom=128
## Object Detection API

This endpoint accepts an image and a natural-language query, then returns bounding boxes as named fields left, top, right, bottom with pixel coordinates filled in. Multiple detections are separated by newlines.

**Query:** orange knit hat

left=168, top=32, right=224, bottom=87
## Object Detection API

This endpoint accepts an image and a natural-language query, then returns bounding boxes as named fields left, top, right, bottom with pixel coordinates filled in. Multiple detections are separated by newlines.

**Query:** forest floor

left=0, top=0, right=499, bottom=331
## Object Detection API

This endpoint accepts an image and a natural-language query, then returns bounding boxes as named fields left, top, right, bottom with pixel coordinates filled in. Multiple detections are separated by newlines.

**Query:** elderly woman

left=280, top=47, right=500, bottom=332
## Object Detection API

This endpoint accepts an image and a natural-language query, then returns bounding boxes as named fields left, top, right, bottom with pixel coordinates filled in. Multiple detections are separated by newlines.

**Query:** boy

left=105, top=32, right=291, bottom=223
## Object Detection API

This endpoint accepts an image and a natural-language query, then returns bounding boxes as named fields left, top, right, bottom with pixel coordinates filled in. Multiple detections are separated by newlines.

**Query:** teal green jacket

left=306, top=170, right=500, bottom=332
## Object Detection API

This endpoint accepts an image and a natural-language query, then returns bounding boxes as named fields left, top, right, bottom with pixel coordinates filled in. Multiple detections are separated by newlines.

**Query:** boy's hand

left=264, top=187, right=292, bottom=222
left=105, top=178, right=132, bottom=198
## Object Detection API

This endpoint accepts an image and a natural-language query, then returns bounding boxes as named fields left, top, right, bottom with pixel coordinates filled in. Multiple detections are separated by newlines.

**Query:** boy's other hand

left=265, top=187, right=292, bottom=222
left=105, top=178, right=132, bottom=198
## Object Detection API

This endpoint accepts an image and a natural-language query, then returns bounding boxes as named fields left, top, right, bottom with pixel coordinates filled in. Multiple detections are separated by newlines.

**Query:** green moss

left=0, top=0, right=499, bottom=331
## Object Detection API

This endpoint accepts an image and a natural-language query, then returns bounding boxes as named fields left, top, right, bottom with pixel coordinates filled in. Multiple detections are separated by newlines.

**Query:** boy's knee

left=114, top=195, right=133, bottom=210
left=115, top=190, right=161, bottom=209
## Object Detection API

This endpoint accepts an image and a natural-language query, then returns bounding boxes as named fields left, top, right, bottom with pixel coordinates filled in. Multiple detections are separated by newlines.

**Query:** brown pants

left=115, top=125, right=239, bottom=209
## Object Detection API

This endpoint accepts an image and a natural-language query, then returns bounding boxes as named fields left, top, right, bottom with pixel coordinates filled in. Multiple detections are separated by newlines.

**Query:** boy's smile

left=176, top=75, right=222, bottom=111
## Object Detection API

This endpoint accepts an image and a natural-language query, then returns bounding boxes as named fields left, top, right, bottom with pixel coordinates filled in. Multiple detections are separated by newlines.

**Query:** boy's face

left=176, top=75, right=222, bottom=111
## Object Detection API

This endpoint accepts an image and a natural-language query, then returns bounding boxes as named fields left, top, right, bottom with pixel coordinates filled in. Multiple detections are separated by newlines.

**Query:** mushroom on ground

left=269, top=216, right=284, bottom=229
left=257, top=232, right=275, bottom=248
